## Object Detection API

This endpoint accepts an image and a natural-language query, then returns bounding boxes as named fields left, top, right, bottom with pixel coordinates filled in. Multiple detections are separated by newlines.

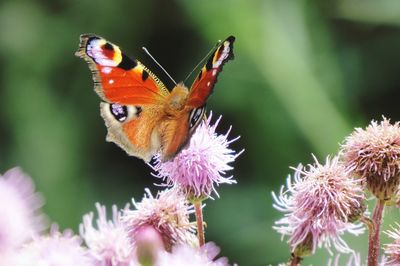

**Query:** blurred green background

left=1, top=0, right=400, bottom=264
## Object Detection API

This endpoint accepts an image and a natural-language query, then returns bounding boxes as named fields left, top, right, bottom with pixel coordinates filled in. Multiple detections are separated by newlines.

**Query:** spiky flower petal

left=152, top=113, right=241, bottom=199
left=80, top=203, right=136, bottom=265
left=0, top=167, right=46, bottom=252
left=122, top=188, right=196, bottom=251
left=272, top=155, right=365, bottom=255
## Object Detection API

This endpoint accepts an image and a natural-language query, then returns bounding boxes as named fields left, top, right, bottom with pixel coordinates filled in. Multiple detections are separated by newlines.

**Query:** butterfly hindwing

left=100, top=102, right=162, bottom=162
left=187, top=36, right=235, bottom=108
left=76, top=34, right=169, bottom=105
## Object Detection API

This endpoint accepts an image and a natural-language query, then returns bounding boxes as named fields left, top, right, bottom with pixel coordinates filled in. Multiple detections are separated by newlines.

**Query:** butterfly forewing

left=76, top=34, right=169, bottom=105
left=186, top=36, right=235, bottom=108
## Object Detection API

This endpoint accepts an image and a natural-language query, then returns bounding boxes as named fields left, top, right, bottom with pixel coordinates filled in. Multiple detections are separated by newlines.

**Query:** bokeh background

left=1, top=0, right=400, bottom=265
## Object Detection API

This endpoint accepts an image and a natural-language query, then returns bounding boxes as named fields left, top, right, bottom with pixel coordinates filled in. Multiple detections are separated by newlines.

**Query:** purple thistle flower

left=122, top=188, right=196, bottom=252
left=14, top=225, right=92, bottom=266
left=384, top=223, right=400, bottom=265
left=341, top=117, right=400, bottom=200
left=272, top=155, right=365, bottom=256
left=152, top=113, right=242, bottom=199
left=80, top=203, right=137, bottom=266
left=341, top=117, right=400, bottom=181
left=0, top=167, right=46, bottom=253
left=156, top=242, right=231, bottom=266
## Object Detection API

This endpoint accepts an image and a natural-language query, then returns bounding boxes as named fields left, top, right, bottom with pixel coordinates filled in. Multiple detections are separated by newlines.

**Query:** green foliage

left=1, top=0, right=400, bottom=264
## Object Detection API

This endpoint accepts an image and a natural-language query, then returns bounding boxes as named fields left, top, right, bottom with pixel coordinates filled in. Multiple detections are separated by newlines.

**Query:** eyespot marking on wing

left=110, top=103, right=128, bottom=122
left=85, top=38, right=122, bottom=67
left=189, top=106, right=206, bottom=131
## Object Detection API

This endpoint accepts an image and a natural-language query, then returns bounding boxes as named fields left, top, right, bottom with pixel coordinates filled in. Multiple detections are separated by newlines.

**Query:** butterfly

left=75, top=34, right=235, bottom=162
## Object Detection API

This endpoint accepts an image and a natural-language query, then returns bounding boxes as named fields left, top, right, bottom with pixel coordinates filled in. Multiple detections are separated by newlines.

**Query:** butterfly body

left=76, top=34, right=235, bottom=162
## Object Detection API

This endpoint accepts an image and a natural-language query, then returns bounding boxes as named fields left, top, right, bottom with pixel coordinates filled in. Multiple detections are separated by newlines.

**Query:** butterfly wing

left=100, top=102, right=162, bottom=161
left=75, top=34, right=169, bottom=105
left=186, top=36, right=235, bottom=108
left=159, top=36, right=235, bottom=160
left=76, top=34, right=169, bottom=161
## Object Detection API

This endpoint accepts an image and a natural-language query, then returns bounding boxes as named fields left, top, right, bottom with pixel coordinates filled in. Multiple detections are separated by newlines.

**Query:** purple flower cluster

left=0, top=112, right=240, bottom=265
left=0, top=168, right=232, bottom=265
left=273, top=117, right=400, bottom=264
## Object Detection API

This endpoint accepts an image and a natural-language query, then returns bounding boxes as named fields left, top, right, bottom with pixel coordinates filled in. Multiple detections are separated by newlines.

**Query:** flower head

left=0, top=167, right=46, bottom=252
left=15, top=225, right=92, bottom=266
left=80, top=203, right=136, bottom=265
left=122, top=188, right=196, bottom=251
left=384, top=223, right=400, bottom=265
left=156, top=242, right=230, bottom=266
left=272, top=155, right=365, bottom=256
left=342, top=117, right=400, bottom=181
left=341, top=118, right=400, bottom=200
left=152, top=113, right=242, bottom=199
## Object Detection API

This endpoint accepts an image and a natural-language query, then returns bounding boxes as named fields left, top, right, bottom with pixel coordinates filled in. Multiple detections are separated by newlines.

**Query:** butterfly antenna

left=183, top=39, right=222, bottom=84
left=142, top=47, right=177, bottom=85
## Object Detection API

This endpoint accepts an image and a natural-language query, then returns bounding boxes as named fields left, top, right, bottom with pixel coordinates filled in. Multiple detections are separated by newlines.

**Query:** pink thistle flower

left=272, top=155, right=365, bottom=256
left=341, top=117, right=400, bottom=200
left=14, top=225, right=92, bottom=266
left=122, top=188, right=196, bottom=252
left=0, top=167, right=46, bottom=253
left=156, top=242, right=231, bottom=266
left=80, top=203, right=137, bottom=266
left=151, top=113, right=242, bottom=199
left=384, top=223, right=400, bottom=265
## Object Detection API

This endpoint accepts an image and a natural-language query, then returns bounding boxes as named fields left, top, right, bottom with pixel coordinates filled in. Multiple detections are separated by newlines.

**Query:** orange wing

left=75, top=34, right=169, bottom=105
left=186, top=36, right=235, bottom=108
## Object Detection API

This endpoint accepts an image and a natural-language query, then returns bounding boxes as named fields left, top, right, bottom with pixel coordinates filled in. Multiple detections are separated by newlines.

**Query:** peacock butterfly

left=75, top=34, right=235, bottom=162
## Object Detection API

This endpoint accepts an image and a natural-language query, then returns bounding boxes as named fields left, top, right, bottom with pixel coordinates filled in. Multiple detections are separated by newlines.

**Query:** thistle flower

left=156, top=242, right=230, bottom=266
left=122, top=188, right=196, bottom=251
left=0, top=167, right=46, bottom=252
left=341, top=117, right=400, bottom=200
left=152, top=113, right=242, bottom=200
left=80, top=203, right=136, bottom=265
left=14, top=225, right=92, bottom=266
left=384, top=223, right=400, bottom=265
left=272, top=155, right=365, bottom=256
